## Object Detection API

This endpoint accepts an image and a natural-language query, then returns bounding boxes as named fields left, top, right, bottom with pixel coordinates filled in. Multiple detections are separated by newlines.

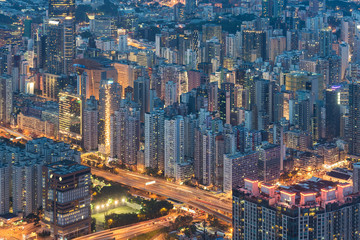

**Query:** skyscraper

left=98, top=79, right=122, bottom=155
left=12, top=160, right=43, bottom=216
left=0, top=74, right=13, bottom=124
left=165, top=81, right=177, bottom=107
left=46, top=17, right=75, bottom=75
left=83, top=96, right=98, bottom=151
left=320, top=28, right=333, bottom=57
left=0, top=163, right=10, bottom=215
left=59, top=87, right=82, bottom=145
left=145, top=110, right=165, bottom=171
left=134, top=77, right=150, bottom=122
left=348, top=83, right=360, bottom=156
left=164, top=116, right=185, bottom=179
left=325, top=88, right=341, bottom=140
left=354, top=162, right=360, bottom=193
left=42, top=160, right=91, bottom=239
left=110, top=100, right=140, bottom=166
left=242, top=30, right=267, bottom=62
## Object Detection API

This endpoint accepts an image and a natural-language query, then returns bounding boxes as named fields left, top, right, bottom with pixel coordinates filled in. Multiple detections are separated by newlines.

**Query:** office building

left=42, top=160, right=91, bottom=239
left=59, top=87, right=82, bottom=145
left=46, top=17, right=74, bottom=75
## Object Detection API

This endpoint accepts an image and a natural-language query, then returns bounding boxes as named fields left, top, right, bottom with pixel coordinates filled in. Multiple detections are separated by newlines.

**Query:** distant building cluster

left=3, top=0, right=360, bottom=237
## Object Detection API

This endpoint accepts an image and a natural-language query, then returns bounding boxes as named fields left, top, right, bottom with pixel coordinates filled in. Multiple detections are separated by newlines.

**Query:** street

left=90, top=168, right=232, bottom=223
left=74, top=216, right=173, bottom=240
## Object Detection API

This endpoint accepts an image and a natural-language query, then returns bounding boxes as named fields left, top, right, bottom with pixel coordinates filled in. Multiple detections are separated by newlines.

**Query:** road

left=0, top=126, right=32, bottom=141
left=90, top=168, right=232, bottom=223
left=74, top=216, right=172, bottom=240
left=0, top=222, right=38, bottom=240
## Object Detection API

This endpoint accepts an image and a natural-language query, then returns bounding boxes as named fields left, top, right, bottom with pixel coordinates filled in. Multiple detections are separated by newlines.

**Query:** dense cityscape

left=1, top=0, right=360, bottom=239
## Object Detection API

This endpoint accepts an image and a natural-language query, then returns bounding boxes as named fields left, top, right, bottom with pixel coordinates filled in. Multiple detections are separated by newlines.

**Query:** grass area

left=92, top=206, right=137, bottom=223
left=130, top=228, right=164, bottom=240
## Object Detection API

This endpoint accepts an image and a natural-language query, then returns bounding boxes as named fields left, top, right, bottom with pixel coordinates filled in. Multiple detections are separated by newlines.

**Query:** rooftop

left=46, top=160, right=89, bottom=176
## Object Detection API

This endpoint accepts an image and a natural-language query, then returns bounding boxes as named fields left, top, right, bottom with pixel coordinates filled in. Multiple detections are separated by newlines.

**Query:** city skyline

left=1, top=0, right=360, bottom=239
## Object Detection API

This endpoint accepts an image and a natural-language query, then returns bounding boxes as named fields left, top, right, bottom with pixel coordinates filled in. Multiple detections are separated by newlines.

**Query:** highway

left=90, top=168, right=232, bottom=223
left=0, top=126, right=32, bottom=141
left=74, top=216, right=172, bottom=240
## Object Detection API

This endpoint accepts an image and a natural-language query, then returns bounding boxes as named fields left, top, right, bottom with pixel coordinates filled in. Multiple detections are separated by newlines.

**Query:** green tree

left=75, top=5, right=93, bottom=22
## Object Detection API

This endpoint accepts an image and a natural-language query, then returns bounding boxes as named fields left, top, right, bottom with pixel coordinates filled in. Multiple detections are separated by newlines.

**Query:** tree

left=75, top=5, right=93, bottom=22
left=173, top=215, right=193, bottom=229
left=91, top=218, right=96, bottom=232
left=80, top=31, right=93, bottom=39
left=97, top=0, right=118, bottom=16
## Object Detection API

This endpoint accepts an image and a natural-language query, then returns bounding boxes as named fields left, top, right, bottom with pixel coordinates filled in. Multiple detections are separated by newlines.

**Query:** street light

left=122, top=198, right=125, bottom=203
left=115, top=200, right=119, bottom=205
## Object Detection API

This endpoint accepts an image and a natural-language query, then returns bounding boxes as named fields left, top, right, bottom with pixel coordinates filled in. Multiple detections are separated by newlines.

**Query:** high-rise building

left=320, top=28, right=333, bottom=57
left=48, top=0, right=75, bottom=18
left=269, top=36, right=286, bottom=62
left=353, top=162, right=360, bottom=193
left=73, top=58, right=118, bottom=100
left=83, top=96, right=98, bottom=152
left=194, top=127, right=216, bottom=186
left=165, top=81, right=177, bottom=107
left=328, top=55, right=341, bottom=84
left=233, top=179, right=360, bottom=240
left=258, top=144, right=281, bottom=182
left=0, top=74, right=13, bottom=124
left=0, top=163, right=10, bottom=215
left=145, top=110, right=165, bottom=171
left=348, top=83, right=360, bottom=156
left=42, top=160, right=91, bottom=239
left=242, top=30, right=267, bottom=62
left=59, top=87, right=82, bottom=145
left=110, top=100, right=140, bottom=166
left=46, top=17, right=75, bottom=75
left=98, top=79, right=122, bottom=155
left=325, top=87, right=341, bottom=140
left=12, top=160, right=43, bottom=217
left=134, top=77, right=150, bottom=122
left=42, top=73, right=60, bottom=101
left=89, top=16, right=117, bottom=38
left=223, top=151, right=258, bottom=192
left=340, top=42, right=350, bottom=80
left=164, top=116, right=185, bottom=180
left=118, top=34, right=128, bottom=53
